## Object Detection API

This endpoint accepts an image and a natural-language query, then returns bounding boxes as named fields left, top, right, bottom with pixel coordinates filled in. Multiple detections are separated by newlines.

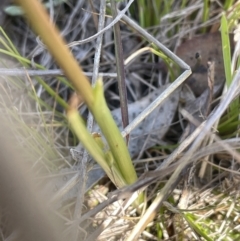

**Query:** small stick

left=199, top=60, right=216, bottom=179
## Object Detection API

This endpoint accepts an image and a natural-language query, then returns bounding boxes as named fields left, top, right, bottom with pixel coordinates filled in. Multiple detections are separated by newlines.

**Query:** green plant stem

left=92, top=80, right=138, bottom=184
left=16, top=0, right=138, bottom=187
left=67, top=107, right=127, bottom=187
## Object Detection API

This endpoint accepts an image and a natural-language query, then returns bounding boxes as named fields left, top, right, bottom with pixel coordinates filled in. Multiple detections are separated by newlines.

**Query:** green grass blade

left=221, top=14, right=232, bottom=88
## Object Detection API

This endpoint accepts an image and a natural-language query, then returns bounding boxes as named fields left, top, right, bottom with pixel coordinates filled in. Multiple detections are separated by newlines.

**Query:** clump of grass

left=1, top=0, right=240, bottom=240
left=0, top=27, right=69, bottom=170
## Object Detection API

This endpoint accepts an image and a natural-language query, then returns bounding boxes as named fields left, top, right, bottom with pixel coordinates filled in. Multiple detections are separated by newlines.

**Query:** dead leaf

left=176, top=32, right=233, bottom=96
left=109, top=83, right=180, bottom=157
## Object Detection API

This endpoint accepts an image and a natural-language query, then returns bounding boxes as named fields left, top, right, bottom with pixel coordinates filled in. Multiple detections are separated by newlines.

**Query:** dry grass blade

left=127, top=65, right=240, bottom=241
left=0, top=68, right=117, bottom=77
left=77, top=136, right=240, bottom=229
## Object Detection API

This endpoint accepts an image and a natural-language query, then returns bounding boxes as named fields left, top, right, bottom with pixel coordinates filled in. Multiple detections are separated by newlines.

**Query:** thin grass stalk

left=202, top=0, right=209, bottom=33
left=110, top=0, right=129, bottom=139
